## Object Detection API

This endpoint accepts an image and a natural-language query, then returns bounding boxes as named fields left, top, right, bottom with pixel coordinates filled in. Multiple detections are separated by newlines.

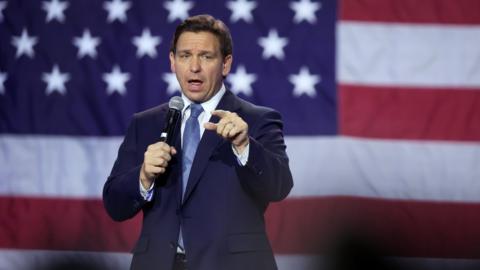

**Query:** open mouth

left=187, top=79, right=203, bottom=91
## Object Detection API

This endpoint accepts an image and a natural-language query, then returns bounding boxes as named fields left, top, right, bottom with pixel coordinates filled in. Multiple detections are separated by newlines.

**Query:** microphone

left=160, top=96, right=184, bottom=145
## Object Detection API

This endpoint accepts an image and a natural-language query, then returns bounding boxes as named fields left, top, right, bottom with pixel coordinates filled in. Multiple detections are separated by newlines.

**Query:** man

left=103, top=14, right=293, bottom=270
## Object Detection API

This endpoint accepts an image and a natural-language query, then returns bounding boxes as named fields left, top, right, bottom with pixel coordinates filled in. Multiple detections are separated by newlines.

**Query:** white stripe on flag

left=1, top=249, right=479, bottom=270
left=0, top=249, right=131, bottom=270
left=0, top=135, right=121, bottom=198
left=286, top=136, right=480, bottom=201
left=337, top=22, right=480, bottom=87
left=1, top=135, right=480, bottom=202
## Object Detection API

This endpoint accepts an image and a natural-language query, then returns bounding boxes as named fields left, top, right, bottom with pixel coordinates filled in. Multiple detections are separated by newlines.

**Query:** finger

left=217, top=117, right=233, bottom=126
left=149, top=166, right=165, bottom=175
left=227, top=125, right=240, bottom=138
left=170, top=147, right=177, bottom=155
left=204, top=122, right=218, bottom=130
left=222, top=123, right=236, bottom=138
left=152, top=157, right=169, bottom=167
left=147, top=143, right=159, bottom=151
left=159, top=142, right=171, bottom=152
left=222, top=123, right=239, bottom=139
left=211, top=110, right=229, bottom=118
left=216, top=121, right=228, bottom=136
left=152, top=161, right=167, bottom=170
left=145, top=158, right=163, bottom=169
left=159, top=151, right=172, bottom=162
left=144, top=164, right=162, bottom=177
left=147, top=142, right=170, bottom=152
left=148, top=150, right=171, bottom=162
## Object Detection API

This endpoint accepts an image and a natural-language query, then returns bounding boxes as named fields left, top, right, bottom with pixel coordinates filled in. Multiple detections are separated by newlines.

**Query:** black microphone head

left=169, top=96, right=184, bottom=111
left=160, top=96, right=184, bottom=144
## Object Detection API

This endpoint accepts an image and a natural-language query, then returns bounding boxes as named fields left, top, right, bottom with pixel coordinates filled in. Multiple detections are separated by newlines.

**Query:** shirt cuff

left=232, top=143, right=249, bottom=166
left=139, top=180, right=154, bottom=201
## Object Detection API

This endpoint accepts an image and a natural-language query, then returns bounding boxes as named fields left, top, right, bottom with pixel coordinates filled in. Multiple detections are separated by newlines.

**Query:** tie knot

left=189, top=103, right=203, bottom=119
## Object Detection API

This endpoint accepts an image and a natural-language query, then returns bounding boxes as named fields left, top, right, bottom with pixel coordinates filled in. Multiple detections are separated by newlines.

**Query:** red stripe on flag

left=0, top=197, right=140, bottom=252
left=339, top=84, right=480, bottom=141
left=340, top=0, right=480, bottom=25
left=3, top=196, right=480, bottom=259
left=266, top=197, right=480, bottom=259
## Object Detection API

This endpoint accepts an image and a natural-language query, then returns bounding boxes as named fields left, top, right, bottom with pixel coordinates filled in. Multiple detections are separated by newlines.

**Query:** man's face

left=170, top=31, right=232, bottom=103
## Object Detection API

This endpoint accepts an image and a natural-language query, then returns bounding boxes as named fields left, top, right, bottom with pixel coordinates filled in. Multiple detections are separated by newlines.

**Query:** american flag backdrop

left=1, top=0, right=480, bottom=269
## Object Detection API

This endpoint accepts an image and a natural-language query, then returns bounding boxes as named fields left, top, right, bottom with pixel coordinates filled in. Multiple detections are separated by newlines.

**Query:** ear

left=169, top=52, right=176, bottom=73
left=222, top=55, right=233, bottom=77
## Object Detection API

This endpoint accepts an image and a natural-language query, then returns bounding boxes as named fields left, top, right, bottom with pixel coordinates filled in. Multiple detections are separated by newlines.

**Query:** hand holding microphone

left=140, top=97, right=184, bottom=188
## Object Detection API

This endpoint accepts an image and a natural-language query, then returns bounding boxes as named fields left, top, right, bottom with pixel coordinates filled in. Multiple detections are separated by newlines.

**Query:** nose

left=189, top=57, right=201, bottom=73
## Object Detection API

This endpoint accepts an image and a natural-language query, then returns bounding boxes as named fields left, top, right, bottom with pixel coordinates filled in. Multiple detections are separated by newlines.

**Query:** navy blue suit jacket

left=103, top=90, right=293, bottom=270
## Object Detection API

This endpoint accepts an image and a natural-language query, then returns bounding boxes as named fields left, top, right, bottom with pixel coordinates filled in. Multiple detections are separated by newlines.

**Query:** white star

left=162, top=72, right=181, bottom=95
left=226, top=65, right=257, bottom=96
left=0, top=1, right=7, bottom=22
left=11, top=29, right=38, bottom=58
left=163, top=0, right=194, bottom=22
left=103, top=0, right=131, bottom=23
left=0, top=71, right=7, bottom=94
left=290, top=0, right=321, bottom=24
left=103, top=65, right=130, bottom=95
left=289, top=66, right=320, bottom=97
left=73, top=29, right=101, bottom=58
left=42, top=0, right=69, bottom=23
left=42, top=65, right=70, bottom=95
left=258, top=29, right=288, bottom=60
left=226, top=0, right=257, bottom=23
left=132, top=29, right=161, bottom=58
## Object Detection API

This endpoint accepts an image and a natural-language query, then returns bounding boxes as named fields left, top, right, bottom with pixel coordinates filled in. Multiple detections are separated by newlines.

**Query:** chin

left=185, top=92, right=206, bottom=103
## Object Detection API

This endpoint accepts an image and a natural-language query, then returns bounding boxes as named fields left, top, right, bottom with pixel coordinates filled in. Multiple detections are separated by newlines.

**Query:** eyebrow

left=176, top=49, right=217, bottom=55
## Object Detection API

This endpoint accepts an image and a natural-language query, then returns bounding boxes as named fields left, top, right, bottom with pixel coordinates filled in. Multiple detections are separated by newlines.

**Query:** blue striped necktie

left=178, top=103, right=203, bottom=251
left=182, top=103, right=203, bottom=199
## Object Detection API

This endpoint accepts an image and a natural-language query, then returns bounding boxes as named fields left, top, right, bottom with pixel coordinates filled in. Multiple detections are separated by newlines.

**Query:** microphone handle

left=161, top=108, right=181, bottom=145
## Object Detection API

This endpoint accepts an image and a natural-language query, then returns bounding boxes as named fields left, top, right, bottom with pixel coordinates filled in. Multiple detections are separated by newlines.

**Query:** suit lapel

left=182, top=90, right=240, bottom=204
left=172, top=121, right=183, bottom=206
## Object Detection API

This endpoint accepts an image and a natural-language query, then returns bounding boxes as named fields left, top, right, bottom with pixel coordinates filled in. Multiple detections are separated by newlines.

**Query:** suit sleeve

left=103, top=116, right=149, bottom=222
left=236, top=109, right=294, bottom=202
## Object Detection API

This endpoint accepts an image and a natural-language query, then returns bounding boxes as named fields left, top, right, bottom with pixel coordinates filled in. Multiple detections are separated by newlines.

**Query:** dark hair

left=170, top=14, right=233, bottom=58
